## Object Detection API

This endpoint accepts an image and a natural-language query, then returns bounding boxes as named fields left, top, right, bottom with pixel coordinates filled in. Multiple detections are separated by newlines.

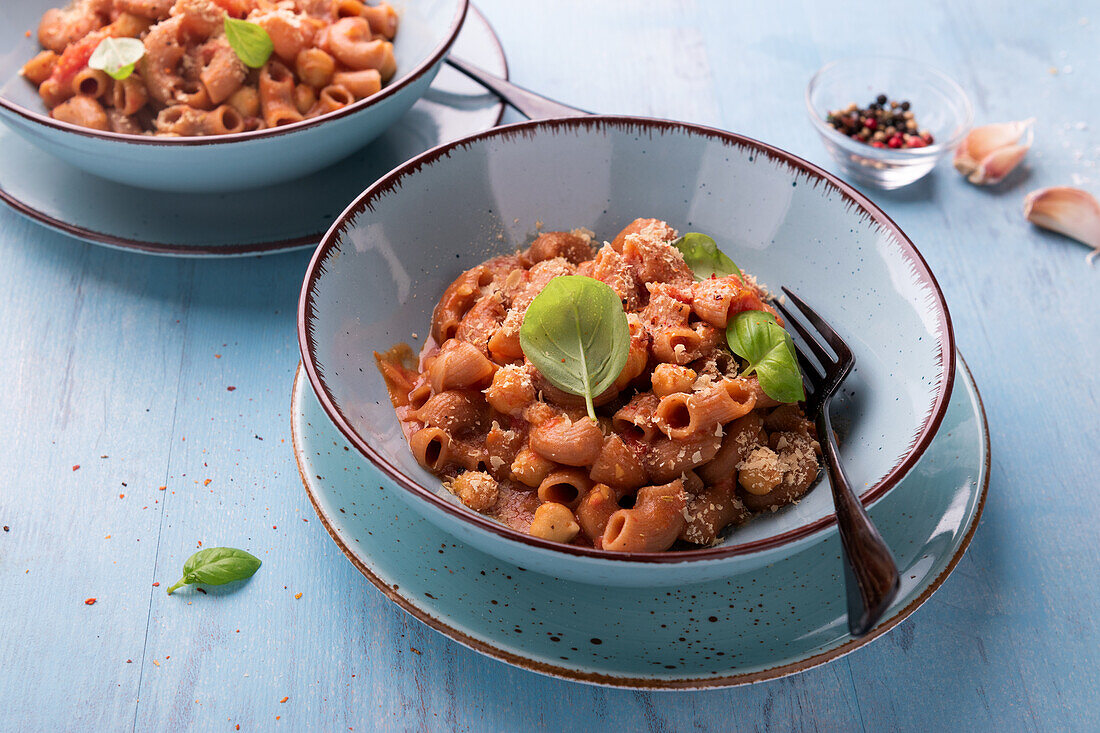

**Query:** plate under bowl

left=291, top=354, right=987, bottom=687
left=0, top=5, right=505, bottom=255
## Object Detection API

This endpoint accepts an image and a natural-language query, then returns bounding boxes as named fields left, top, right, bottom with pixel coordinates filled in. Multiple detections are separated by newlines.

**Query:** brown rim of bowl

left=0, top=0, right=468, bottom=147
left=290, top=355, right=989, bottom=689
left=297, top=114, right=957, bottom=564
left=0, top=4, right=505, bottom=257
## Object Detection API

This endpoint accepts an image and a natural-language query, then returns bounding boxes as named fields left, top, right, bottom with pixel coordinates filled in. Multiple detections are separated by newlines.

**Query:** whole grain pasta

left=376, top=218, right=822, bottom=552
left=24, top=0, right=399, bottom=136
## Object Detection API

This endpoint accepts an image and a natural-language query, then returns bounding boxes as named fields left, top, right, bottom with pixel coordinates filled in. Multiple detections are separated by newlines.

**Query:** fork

left=774, top=287, right=900, bottom=637
left=445, top=57, right=591, bottom=119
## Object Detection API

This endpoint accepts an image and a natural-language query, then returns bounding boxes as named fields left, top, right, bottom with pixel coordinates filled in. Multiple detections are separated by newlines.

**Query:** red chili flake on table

left=227, top=386, right=236, bottom=392
left=203, top=479, right=212, bottom=486
left=84, top=598, right=96, bottom=605
left=119, top=493, right=125, bottom=499
left=158, top=486, right=166, bottom=491
left=294, top=592, right=302, bottom=600
left=280, top=697, right=289, bottom=703
left=72, top=465, right=80, bottom=471
left=152, top=582, right=160, bottom=587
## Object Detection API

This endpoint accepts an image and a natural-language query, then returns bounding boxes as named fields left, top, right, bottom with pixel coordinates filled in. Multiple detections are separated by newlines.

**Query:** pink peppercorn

left=887, top=134, right=903, bottom=149
left=864, top=117, right=877, bottom=130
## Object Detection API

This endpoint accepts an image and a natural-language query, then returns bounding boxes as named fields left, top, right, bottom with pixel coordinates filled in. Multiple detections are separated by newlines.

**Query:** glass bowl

left=806, top=57, right=972, bottom=189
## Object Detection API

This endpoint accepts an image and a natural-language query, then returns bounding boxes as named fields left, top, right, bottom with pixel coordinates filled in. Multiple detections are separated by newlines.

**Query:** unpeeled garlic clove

left=954, top=119, right=1034, bottom=185
left=1024, top=186, right=1100, bottom=263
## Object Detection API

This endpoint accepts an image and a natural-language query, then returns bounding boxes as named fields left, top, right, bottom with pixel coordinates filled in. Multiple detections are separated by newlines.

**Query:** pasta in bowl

left=24, top=0, right=399, bottom=136
left=0, top=0, right=467, bottom=190
left=298, top=116, right=955, bottom=586
left=375, top=219, right=824, bottom=553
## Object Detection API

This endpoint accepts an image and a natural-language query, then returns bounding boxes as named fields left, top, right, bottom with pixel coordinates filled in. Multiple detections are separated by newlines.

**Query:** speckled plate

left=291, top=354, right=989, bottom=689
left=0, top=6, right=504, bottom=256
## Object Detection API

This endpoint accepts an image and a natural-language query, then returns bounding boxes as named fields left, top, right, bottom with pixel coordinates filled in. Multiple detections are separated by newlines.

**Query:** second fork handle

left=818, top=408, right=901, bottom=637
left=445, top=57, right=592, bottom=120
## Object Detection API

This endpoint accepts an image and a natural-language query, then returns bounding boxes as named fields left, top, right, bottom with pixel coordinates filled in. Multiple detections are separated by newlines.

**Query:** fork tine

left=796, top=350, right=823, bottom=414
left=774, top=298, right=835, bottom=368
left=781, top=287, right=852, bottom=360
left=793, top=348, right=822, bottom=386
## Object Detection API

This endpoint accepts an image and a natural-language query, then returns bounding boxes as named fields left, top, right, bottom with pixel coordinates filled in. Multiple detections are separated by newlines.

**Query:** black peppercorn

left=826, top=95, right=930, bottom=149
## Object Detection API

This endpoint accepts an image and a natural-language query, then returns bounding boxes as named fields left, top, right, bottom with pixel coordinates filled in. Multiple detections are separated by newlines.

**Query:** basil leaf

left=726, top=310, right=806, bottom=403
left=672, top=232, right=742, bottom=280
left=224, top=17, right=274, bottom=69
left=519, top=275, right=630, bottom=420
left=166, top=547, right=261, bottom=595
left=87, top=37, right=145, bottom=81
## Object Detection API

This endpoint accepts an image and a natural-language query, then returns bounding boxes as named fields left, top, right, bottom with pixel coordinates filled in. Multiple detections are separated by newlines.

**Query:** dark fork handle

left=818, top=406, right=900, bottom=636
left=445, top=57, right=592, bottom=119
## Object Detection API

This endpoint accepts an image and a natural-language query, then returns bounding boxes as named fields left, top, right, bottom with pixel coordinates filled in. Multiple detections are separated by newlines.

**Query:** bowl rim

left=805, top=55, right=974, bottom=158
left=297, top=114, right=957, bottom=564
left=0, top=0, right=468, bottom=147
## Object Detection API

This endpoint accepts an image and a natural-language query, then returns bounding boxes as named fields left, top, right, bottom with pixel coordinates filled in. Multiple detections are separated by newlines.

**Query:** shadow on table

left=866, top=169, right=938, bottom=205
left=26, top=226, right=314, bottom=317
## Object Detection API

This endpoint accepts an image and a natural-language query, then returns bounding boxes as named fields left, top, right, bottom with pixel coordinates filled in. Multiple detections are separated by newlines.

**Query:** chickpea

left=449, top=471, right=498, bottom=512
left=737, top=447, right=783, bottom=496
left=529, top=502, right=580, bottom=543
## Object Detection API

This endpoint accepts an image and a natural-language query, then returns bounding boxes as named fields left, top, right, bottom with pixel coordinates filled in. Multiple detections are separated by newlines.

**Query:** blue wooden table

left=1, top=1, right=1098, bottom=730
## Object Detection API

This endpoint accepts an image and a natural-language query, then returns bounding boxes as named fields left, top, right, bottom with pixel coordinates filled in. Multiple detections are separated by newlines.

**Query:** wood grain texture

left=0, top=0, right=1097, bottom=730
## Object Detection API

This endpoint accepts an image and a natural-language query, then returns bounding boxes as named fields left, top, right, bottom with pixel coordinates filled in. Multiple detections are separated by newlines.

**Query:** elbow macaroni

left=376, top=218, right=822, bottom=552
left=24, top=0, right=399, bottom=136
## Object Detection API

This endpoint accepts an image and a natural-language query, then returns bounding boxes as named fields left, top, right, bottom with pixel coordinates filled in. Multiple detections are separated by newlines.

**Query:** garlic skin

left=954, top=119, right=1034, bottom=185
left=1024, top=186, right=1100, bottom=263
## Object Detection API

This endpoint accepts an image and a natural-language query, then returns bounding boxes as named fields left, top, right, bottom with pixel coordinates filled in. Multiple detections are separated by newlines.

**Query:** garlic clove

left=954, top=119, right=1034, bottom=184
left=1024, top=186, right=1100, bottom=263
left=967, top=143, right=1032, bottom=185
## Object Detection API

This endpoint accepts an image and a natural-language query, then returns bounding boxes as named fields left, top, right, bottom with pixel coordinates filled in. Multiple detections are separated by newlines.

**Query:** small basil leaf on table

left=519, top=275, right=630, bottom=420
left=726, top=310, right=806, bottom=404
left=224, top=17, right=274, bottom=69
left=167, top=547, right=261, bottom=595
left=672, top=232, right=743, bottom=280
left=88, top=37, right=145, bottom=81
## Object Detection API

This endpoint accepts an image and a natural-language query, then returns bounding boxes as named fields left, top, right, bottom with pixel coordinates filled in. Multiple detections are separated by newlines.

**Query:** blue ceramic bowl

left=298, top=116, right=956, bottom=586
left=0, top=0, right=467, bottom=192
